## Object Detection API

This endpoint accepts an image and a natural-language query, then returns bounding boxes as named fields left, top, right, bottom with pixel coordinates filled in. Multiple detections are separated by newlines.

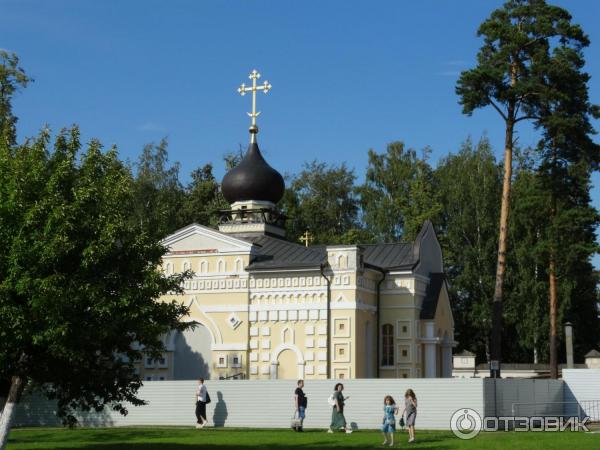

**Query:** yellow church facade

left=139, top=69, right=455, bottom=381
left=142, top=219, right=455, bottom=381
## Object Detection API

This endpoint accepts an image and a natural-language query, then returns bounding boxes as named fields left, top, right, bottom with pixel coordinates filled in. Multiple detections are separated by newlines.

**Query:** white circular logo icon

left=450, top=408, right=482, bottom=440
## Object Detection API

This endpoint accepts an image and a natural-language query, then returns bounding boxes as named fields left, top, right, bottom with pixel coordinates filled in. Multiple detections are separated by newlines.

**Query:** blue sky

left=2, top=0, right=599, bottom=264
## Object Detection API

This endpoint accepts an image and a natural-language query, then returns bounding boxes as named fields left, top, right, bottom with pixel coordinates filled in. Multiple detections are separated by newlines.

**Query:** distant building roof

left=455, top=350, right=476, bottom=357
left=585, top=349, right=600, bottom=358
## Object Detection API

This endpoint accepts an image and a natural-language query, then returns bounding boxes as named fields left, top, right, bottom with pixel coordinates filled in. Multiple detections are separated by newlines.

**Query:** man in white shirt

left=195, top=378, right=208, bottom=428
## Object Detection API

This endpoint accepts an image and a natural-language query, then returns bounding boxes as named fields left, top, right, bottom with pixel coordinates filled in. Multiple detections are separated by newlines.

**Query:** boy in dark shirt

left=294, top=379, right=307, bottom=431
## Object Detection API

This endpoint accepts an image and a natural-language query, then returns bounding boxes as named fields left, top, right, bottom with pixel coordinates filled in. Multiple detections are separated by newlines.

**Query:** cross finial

left=299, top=230, right=313, bottom=247
left=237, top=69, right=272, bottom=143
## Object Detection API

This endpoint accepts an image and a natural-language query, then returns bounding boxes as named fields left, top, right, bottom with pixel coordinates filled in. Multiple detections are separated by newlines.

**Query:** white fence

left=562, top=369, right=600, bottom=422
left=11, top=377, right=568, bottom=430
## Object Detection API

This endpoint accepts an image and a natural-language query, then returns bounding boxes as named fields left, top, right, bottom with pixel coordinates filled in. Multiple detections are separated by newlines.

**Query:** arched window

left=199, top=260, right=208, bottom=273
left=381, top=324, right=394, bottom=366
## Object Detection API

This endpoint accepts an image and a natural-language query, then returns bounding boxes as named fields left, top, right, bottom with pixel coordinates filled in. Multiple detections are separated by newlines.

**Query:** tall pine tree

left=456, top=0, right=591, bottom=376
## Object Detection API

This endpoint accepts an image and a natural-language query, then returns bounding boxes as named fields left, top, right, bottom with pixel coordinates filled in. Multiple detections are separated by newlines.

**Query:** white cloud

left=137, top=122, right=166, bottom=132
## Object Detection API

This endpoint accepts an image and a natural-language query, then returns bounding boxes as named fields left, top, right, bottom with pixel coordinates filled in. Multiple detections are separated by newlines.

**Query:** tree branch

left=515, top=115, right=539, bottom=123
left=487, top=97, right=508, bottom=121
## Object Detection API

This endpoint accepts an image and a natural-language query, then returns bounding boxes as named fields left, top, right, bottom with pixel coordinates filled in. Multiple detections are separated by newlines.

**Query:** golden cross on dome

left=237, top=69, right=272, bottom=142
left=299, top=230, right=313, bottom=247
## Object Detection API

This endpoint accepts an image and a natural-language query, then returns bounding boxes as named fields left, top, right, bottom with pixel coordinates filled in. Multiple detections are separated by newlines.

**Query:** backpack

left=205, top=392, right=211, bottom=404
left=327, top=394, right=336, bottom=406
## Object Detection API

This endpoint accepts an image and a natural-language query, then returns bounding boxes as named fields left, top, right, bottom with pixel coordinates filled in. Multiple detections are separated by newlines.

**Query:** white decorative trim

left=334, top=342, right=350, bottom=363
left=212, top=343, right=247, bottom=351
left=216, top=354, right=228, bottom=368
left=330, top=301, right=376, bottom=312
left=281, top=326, right=294, bottom=344
left=333, top=316, right=351, bottom=338
left=227, top=313, right=242, bottom=330
left=397, top=320, right=412, bottom=338
left=230, top=354, right=242, bottom=368
left=333, top=366, right=351, bottom=379
left=270, top=343, right=305, bottom=364
left=187, top=297, right=221, bottom=344
left=161, top=223, right=254, bottom=252
left=397, top=343, right=412, bottom=362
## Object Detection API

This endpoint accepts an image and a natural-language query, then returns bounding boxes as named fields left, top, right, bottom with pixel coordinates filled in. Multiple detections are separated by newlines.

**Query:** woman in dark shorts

left=401, top=388, right=417, bottom=443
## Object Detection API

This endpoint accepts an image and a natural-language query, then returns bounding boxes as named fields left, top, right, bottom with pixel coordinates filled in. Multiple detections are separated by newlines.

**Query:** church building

left=141, top=70, right=455, bottom=381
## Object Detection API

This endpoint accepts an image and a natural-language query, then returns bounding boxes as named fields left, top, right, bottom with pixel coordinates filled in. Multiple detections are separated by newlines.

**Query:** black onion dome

left=221, top=142, right=285, bottom=204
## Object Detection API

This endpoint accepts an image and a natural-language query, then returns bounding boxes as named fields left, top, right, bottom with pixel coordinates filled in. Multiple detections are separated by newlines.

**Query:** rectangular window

left=381, top=324, right=394, bottom=366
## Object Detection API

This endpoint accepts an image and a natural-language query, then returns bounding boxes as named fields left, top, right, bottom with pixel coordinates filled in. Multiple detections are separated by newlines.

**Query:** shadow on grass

left=71, top=443, right=452, bottom=450
left=8, top=428, right=452, bottom=450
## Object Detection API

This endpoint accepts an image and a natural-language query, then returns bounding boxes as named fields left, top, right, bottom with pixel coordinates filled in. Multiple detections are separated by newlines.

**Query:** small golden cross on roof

left=237, top=69, right=272, bottom=142
left=299, top=230, right=313, bottom=247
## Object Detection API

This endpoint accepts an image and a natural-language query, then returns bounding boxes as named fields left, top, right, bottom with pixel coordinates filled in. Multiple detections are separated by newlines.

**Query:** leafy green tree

left=505, top=153, right=599, bottom=367
left=456, top=0, right=590, bottom=376
left=360, top=142, right=441, bottom=242
left=504, top=156, right=552, bottom=363
left=132, top=138, right=185, bottom=239
left=0, top=127, right=190, bottom=447
left=535, top=29, right=599, bottom=376
left=0, top=51, right=30, bottom=146
left=434, top=137, right=502, bottom=361
left=180, top=163, right=228, bottom=228
left=281, top=161, right=360, bottom=244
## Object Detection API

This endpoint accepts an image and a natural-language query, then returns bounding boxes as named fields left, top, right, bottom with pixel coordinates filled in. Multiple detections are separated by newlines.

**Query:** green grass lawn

left=6, top=427, right=599, bottom=450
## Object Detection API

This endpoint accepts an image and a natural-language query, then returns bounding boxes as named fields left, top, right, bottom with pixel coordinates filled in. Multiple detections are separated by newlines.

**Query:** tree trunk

left=0, top=376, right=25, bottom=450
left=549, top=251, right=558, bottom=379
left=490, top=117, right=515, bottom=378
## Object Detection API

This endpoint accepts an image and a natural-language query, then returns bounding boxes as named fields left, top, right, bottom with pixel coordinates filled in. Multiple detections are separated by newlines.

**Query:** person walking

left=328, top=383, right=352, bottom=434
left=401, top=388, right=417, bottom=443
left=195, top=378, right=209, bottom=428
left=380, top=395, right=398, bottom=446
left=294, top=379, right=307, bottom=431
